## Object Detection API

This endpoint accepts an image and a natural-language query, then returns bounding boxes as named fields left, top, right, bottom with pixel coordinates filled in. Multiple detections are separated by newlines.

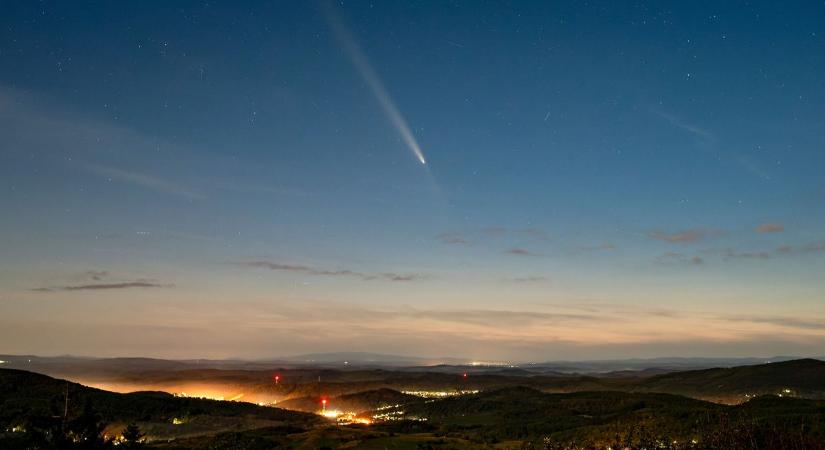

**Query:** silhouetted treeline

left=0, top=400, right=145, bottom=450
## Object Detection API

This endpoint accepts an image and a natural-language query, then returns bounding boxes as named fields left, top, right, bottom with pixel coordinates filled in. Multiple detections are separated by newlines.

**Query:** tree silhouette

left=68, top=400, right=112, bottom=450
left=121, top=423, right=145, bottom=449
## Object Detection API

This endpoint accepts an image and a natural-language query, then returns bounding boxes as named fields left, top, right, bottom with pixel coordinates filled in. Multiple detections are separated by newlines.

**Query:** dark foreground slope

left=159, top=387, right=825, bottom=449
left=3, top=366, right=825, bottom=449
left=387, top=386, right=825, bottom=449
left=0, top=368, right=322, bottom=443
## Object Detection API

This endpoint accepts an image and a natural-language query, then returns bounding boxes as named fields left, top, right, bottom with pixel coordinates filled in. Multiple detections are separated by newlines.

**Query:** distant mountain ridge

left=3, top=353, right=819, bottom=373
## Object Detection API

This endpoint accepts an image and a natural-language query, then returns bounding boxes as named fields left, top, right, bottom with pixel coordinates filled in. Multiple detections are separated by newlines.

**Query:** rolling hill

left=278, top=388, right=420, bottom=413
left=0, top=368, right=323, bottom=442
left=3, top=365, right=825, bottom=449
left=634, top=358, right=825, bottom=403
left=396, top=386, right=825, bottom=447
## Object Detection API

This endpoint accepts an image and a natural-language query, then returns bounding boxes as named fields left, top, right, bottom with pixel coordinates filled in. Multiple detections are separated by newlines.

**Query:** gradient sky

left=1, top=1, right=824, bottom=361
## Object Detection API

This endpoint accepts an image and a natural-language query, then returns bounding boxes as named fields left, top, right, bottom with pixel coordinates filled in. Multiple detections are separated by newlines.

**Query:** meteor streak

left=324, top=4, right=427, bottom=165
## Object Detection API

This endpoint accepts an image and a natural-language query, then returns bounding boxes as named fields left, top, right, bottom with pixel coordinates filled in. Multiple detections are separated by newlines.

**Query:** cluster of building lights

left=371, top=408, right=423, bottom=422
left=317, top=399, right=433, bottom=425
left=317, top=402, right=372, bottom=425
left=321, top=410, right=372, bottom=425
left=174, top=392, right=226, bottom=401
left=401, top=389, right=479, bottom=398
left=173, top=392, right=247, bottom=402
left=110, top=434, right=145, bottom=446
left=743, top=387, right=796, bottom=399
left=469, top=361, right=515, bottom=367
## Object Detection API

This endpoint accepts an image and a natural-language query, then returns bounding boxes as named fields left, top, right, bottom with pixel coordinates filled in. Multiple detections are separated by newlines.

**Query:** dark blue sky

left=1, top=1, right=824, bottom=360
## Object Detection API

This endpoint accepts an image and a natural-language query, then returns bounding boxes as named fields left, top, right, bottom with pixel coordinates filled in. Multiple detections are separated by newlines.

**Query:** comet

left=324, top=3, right=427, bottom=165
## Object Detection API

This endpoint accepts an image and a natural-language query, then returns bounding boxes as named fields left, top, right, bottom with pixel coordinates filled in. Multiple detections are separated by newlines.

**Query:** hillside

left=3, top=367, right=825, bottom=449
left=0, top=368, right=322, bottom=442
left=397, top=386, right=825, bottom=446
left=278, top=388, right=420, bottom=413
left=402, top=386, right=724, bottom=439
left=144, top=387, right=825, bottom=449
left=634, top=358, right=825, bottom=403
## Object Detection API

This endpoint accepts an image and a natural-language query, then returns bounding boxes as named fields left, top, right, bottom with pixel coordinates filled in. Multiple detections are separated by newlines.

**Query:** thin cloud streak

left=234, top=260, right=425, bottom=282
left=436, top=228, right=549, bottom=246
left=506, top=275, right=549, bottom=283
left=756, top=222, right=784, bottom=233
left=581, top=243, right=616, bottom=252
left=85, top=164, right=203, bottom=200
left=651, top=109, right=714, bottom=141
left=32, top=280, right=170, bottom=292
left=652, top=107, right=774, bottom=182
left=709, top=241, right=825, bottom=262
left=436, top=232, right=469, bottom=245
left=720, top=314, right=825, bottom=331
left=657, top=252, right=704, bottom=265
left=225, top=300, right=825, bottom=349
left=722, top=249, right=772, bottom=260
left=504, top=248, right=537, bottom=256
left=648, top=228, right=715, bottom=243
left=85, top=270, right=110, bottom=281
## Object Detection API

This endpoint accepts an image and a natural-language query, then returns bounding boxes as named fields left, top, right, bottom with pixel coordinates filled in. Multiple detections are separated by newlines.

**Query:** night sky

left=1, top=1, right=824, bottom=361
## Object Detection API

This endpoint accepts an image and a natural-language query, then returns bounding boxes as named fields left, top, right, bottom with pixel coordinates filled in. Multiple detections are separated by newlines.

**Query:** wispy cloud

left=0, top=86, right=209, bottom=200
left=651, top=107, right=775, bottom=182
left=85, top=164, right=203, bottom=200
left=648, top=228, right=714, bottom=243
left=482, top=227, right=548, bottom=240
left=722, top=249, right=772, bottom=260
left=804, top=242, right=825, bottom=253
left=719, top=314, right=825, bottom=331
left=233, top=260, right=425, bottom=282
left=436, top=232, right=469, bottom=245
left=651, top=109, right=714, bottom=141
left=776, top=245, right=794, bottom=254
left=581, top=243, right=616, bottom=251
left=783, top=242, right=825, bottom=255
left=0, top=86, right=161, bottom=160
left=85, top=270, right=110, bottom=281
left=756, top=223, right=784, bottom=233
left=657, top=252, right=704, bottom=265
left=437, top=227, right=549, bottom=246
left=405, top=307, right=594, bottom=327
left=32, top=280, right=171, bottom=292
left=506, top=275, right=549, bottom=283
left=703, top=240, right=825, bottom=263
left=217, top=181, right=309, bottom=197
left=206, top=300, right=825, bottom=354
left=504, top=248, right=538, bottom=256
